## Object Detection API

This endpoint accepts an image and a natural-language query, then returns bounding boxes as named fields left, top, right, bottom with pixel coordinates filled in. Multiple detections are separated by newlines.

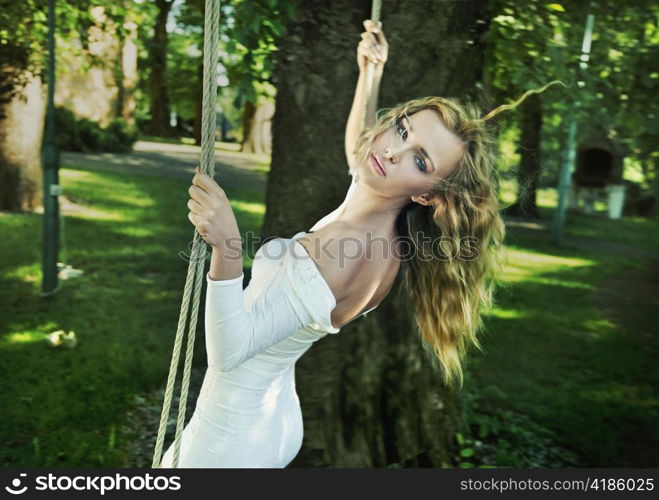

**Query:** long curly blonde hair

left=352, top=81, right=563, bottom=390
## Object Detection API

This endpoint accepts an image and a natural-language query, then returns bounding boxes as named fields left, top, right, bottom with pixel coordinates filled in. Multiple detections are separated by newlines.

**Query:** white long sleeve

left=204, top=237, right=339, bottom=372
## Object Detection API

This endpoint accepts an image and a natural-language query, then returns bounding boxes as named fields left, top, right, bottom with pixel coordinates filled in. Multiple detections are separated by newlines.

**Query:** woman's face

left=362, top=109, right=465, bottom=205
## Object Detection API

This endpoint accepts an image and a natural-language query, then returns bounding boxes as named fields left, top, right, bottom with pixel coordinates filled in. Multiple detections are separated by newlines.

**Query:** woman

left=161, top=19, right=554, bottom=468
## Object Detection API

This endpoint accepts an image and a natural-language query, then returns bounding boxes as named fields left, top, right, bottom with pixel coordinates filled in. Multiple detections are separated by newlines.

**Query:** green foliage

left=484, top=0, right=658, bottom=187
left=457, top=385, right=583, bottom=468
left=0, top=0, right=47, bottom=107
left=145, top=0, right=296, bottom=137
left=54, top=107, right=138, bottom=153
left=0, top=1, right=124, bottom=97
left=222, top=0, right=298, bottom=104
left=167, top=31, right=201, bottom=122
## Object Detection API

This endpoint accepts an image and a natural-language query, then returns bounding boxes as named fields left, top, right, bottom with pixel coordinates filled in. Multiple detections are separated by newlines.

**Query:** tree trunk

left=240, top=100, right=256, bottom=153
left=242, top=102, right=275, bottom=155
left=265, top=0, right=490, bottom=467
left=115, top=34, right=126, bottom=121
left=193, top=59, right=203, bottom=145
left=505, top=91, right=543, bottom=218
left=117, top=22, right=138, bottom=126
left=650, top=156, right=659, bottom=218
left=146, top=0, right=175, bottom=137
left=0, top=72, right=45, bottom=212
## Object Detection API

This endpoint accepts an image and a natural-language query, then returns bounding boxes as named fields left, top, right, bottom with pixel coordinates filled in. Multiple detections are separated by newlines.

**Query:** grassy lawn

left=462, top=185, right=659, bottom=468
left=1, top=171, right=657, bottom=467
left=0, top=166, right=265, bottom=467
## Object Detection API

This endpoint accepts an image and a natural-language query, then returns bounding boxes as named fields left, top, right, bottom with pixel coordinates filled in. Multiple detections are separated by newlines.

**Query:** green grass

left=563, top=212, right=659, bottom=253
left=0, top=166, right=265, bottom=467
left=465, top=246, right=657, bottom=466
left=1, top=170, right=657, bottom=467
left=465, top=183, right=659, bottom=467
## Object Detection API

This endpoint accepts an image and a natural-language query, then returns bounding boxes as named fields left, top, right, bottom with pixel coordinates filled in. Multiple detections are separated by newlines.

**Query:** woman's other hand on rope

left=188, top=167, right=240, bottom=250
left=357, top=19, right=388, bottom=75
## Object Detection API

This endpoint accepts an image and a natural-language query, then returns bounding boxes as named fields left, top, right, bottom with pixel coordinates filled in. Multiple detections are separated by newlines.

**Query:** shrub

left=54, top=107, right=138, bottom=153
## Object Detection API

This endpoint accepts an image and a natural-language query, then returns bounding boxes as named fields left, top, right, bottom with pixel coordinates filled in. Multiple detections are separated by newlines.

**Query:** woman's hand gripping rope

left=187, top=167, right=241, bottom=251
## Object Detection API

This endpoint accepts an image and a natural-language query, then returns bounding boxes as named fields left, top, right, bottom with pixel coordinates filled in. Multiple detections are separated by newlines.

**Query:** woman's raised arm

left=344, top=20, right=388, bottom=173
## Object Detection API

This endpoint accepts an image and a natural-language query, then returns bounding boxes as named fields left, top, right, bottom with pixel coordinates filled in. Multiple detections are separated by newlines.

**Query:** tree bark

left=115, top=34, right=126, bottom=121
left=0, top=72, right=45, bottom=212
left=146, top=0, right=175, bottom=137
left=650, top=156, right=659, bottom=218
left=265, top=0, right=491, bottom=467
left=193, top=59, right=203, bottom=145
left=117, top=22, right=138, bottom=126
left=240, top=99, right=256, bottom=153
left=241, top=102, right=274, bottom=155
left=505, top=91, right=543, bottom=218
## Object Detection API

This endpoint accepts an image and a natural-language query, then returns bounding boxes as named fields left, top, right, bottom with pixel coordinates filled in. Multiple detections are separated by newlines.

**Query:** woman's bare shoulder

left=296, top=223, right=365, bottom=301
left=298, top=222, right=400, bottom=303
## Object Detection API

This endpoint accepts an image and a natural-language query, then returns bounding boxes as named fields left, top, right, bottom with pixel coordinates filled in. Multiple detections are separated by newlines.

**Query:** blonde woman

left=161, top=19, right=556, bottom=468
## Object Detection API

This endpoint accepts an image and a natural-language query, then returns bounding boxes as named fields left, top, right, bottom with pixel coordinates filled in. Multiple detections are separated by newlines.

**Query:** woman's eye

left=396, top=119, right=426, bottom=172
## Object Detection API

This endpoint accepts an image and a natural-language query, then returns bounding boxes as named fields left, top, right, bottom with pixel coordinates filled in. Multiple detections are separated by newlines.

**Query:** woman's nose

left=384, top=147, right=397, bottom=164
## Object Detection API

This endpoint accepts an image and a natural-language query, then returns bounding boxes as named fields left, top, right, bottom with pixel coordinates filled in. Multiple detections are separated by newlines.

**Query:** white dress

left=159, top=173, right=375, bottom=468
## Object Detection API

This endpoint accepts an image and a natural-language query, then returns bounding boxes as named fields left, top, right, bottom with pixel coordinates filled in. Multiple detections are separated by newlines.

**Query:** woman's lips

left=370, top=154, right=386, bottom=176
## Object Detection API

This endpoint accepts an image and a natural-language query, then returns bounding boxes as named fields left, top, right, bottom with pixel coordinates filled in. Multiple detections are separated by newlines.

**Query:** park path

left=61, top=141, right=268, bottom=192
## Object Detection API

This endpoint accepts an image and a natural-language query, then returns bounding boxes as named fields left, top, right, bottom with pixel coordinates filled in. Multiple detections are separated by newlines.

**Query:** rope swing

left=151, top=0, right=382, bottom=469
left=151, top=0, right=221, bottom=469
left=364, top=0, right=382, bottom=118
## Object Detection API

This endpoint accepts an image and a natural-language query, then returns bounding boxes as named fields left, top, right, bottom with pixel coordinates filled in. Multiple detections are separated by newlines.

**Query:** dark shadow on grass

left=466, top=224, right=659, bottom=467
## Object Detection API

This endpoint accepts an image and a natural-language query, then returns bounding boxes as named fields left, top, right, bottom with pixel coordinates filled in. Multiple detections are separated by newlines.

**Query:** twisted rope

left=364, top=0, right=382, bottom=118
left=151, top=0, right=221, bottom=469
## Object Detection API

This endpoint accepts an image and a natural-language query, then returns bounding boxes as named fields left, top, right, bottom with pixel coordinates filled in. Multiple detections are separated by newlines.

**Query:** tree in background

left=55, top=3, right=144, bottom=127
left=485, top=0, right=658, bottom=218
left=582, top=0, right=659, bottom=216
left=0, top=0, right=50, bottom=211
left=145, top=0, right=176, bottom=137
left=484, top=1, right=573, bottom=218
left=0, top=0, right=154, bottom=211
left=106, top=1, right=143, bottom=125
left=165, top=0, right=296, bottom=147
left=0, top=0, right=95, bottom=211
left=166, top=0, right=203, bottom=140
left=161, top=0, right=239, bottom=144
left=221, top=0, right=296, bottom=152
